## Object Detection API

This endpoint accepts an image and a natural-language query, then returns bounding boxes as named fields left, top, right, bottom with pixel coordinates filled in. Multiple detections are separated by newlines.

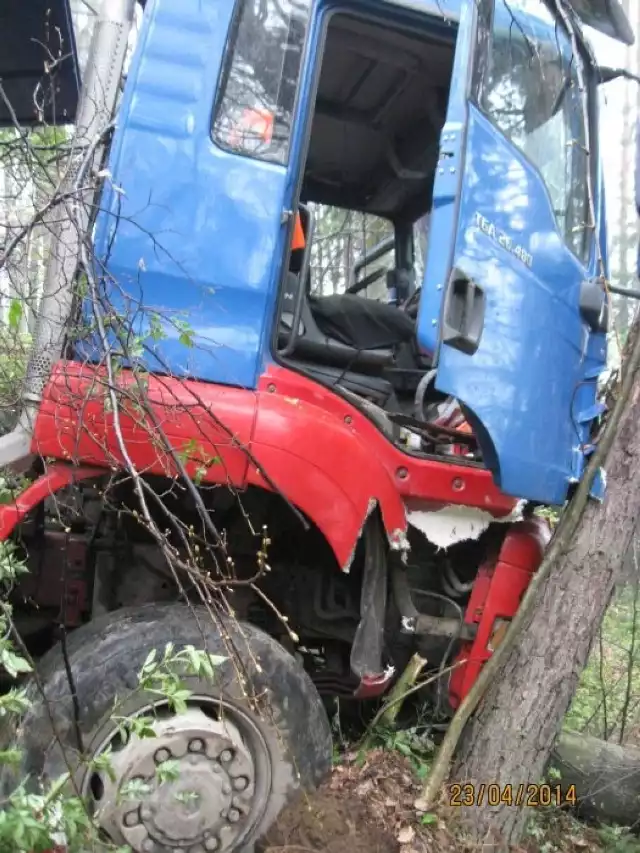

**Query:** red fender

left=31, top=361, right=517, bottom=572
left=250, top=366, right=518, bottom=569
left=0, top=464, right=103, bottom=540
left=248, top=384, right=408, bottom=570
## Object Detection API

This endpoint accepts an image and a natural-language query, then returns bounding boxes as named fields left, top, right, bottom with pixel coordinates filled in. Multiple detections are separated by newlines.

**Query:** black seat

left=309, top=293, right=415, bottom=350
left=279, top=273, right=395, bottom=370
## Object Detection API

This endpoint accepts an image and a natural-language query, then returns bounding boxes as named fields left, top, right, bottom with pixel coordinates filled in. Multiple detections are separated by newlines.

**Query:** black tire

left=4, top=604, right=332, bottom=851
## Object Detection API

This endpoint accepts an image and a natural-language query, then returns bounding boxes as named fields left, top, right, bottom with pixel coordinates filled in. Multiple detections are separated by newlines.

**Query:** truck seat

left=308, top=292, right=415, bottom=350
left=279, top=272, right=398, bottom=370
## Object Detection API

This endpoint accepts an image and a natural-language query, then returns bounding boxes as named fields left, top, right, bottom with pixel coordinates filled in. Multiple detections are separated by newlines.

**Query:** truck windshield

left=481, top=0, right=590, bottom=262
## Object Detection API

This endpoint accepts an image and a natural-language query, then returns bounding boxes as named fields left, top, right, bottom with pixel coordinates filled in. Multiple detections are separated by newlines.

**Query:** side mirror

left=565, top=0, right=634, bottom=45
left=596, top=66, right=640, bottom=85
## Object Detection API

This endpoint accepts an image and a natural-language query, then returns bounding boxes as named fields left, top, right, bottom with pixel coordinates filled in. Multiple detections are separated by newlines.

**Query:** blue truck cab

left=3, top=0, right=634, bottom=506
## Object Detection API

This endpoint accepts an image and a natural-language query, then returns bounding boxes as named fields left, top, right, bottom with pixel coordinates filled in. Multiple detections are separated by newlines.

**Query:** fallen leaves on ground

left=257, top=747, right=634, bottom=853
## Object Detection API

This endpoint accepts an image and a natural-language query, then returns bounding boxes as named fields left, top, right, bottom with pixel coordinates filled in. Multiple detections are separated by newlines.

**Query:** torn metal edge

left=341, top=498, right=410, bottom=572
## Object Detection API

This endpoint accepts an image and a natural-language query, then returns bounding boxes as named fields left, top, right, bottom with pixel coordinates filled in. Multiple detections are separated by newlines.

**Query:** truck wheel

left=10, top=604, right=332, bottom=853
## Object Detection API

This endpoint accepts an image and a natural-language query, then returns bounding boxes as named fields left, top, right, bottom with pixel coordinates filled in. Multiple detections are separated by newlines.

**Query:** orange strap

left=291, top=212, right=305, bottom=251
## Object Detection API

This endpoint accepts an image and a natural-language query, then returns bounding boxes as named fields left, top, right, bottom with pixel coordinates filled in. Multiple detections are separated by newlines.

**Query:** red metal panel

left=0, top=463, right=102, bottom=539
left=448, top=517, right=551, bottom=707
left=32, top=362, right=256, bottom=487
left=30, top=361, right=517, bottom=570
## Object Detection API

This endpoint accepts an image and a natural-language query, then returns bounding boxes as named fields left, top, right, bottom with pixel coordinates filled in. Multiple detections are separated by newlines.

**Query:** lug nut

left=154, top=747, right=171, bottom=764
left=233, top=777, right=248, bottom=792
left=228, top=808, right=240, bottom=823
left=123, top=809, right=140, bottom=827
left=189, top=738, right=205, bottom=753
left=220, top=749, right=233, bottom=763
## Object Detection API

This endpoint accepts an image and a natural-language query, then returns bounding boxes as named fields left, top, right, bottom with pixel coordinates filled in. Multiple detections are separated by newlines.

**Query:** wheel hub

left=92, top=708, right=259, bottom=853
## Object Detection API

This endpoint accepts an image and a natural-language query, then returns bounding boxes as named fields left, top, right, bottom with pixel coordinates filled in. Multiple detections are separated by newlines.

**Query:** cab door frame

left=416, top=0, right=607, bottom=505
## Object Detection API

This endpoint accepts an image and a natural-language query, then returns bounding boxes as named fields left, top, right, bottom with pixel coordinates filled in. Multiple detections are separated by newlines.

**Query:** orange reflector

left=488, top=618, right=510, bottom=652
left=292, top=213, right=305, bottom=251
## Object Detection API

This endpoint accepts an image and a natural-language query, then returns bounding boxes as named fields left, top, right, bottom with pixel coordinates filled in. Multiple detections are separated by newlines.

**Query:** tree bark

left=451, top=317, right=640, bottom=845
left=552, top=730, right=640, bottom=826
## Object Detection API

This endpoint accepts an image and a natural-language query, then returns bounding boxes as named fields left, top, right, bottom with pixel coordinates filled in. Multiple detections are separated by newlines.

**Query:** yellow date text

left=449, top=783, right=577, bottom=808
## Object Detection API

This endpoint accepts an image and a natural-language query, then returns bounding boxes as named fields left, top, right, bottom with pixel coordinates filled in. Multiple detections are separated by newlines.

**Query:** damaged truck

left=0, top=0, right=635, bottom=850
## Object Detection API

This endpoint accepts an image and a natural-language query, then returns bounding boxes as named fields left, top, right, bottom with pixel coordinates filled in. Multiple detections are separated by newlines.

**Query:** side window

left=309, top=205, right=393, bottom=299
left=479, top=0, right=590, bottom=262
left=213, top=0, right=310, bottom=164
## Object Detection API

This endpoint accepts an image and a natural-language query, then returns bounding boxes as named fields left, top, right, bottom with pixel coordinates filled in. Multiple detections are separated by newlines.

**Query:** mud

left=258, top=748, right=417, bottom=853
left=259, top=787, right=398, bottom=853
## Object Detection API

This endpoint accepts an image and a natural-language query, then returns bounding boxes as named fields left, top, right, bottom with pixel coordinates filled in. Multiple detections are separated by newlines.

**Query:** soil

left=257, top=748, right=620, bottom=853
left=258, top=749, right=405, bottom=853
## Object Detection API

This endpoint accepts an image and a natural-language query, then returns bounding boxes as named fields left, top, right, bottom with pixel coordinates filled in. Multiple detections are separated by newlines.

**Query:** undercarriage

left=6, top=465, right=544, bottom=715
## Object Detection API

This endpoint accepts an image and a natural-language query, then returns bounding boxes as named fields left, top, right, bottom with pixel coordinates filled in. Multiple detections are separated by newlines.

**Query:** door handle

left=441, top=268, right=485, bottom=355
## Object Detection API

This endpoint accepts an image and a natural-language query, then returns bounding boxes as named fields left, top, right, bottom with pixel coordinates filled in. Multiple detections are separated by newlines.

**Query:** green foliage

left=597, top=824, right=640, bottom=853
left=565, top=578, right=640, bottom=742
left=7, top=302, right=22, bottom=334
left=366, top=723, right=434, bottom=779
left=535, top=505, right=561, bottom=527
left=137, top=642, right=226, bottom=714
left=0, top=331, right=30, bottom=430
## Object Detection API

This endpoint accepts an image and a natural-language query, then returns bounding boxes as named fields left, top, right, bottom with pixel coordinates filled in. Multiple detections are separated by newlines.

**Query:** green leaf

left=8, top=299, right=22, bottom=332
left=130, top=715, right=158, bottom=740
left=90, top=749, right=117, bottom=784
left=157, top=759, right=180, bottom=784
left=0, top=687, right=31, bottom=716
left=0, top=748, right=22, bottom=765
left=175, top=320, right=195, bottom=348
left=394, top=740, right=412, bottom=757
left=129, top=338, right=144, bottom=360
left=141, top=648, right=157, bottom=673
left=149, top=314, right=166, bottom=342
left=0, top=647, right=32, bottom=678
left=166, top=686, right=192, bottom=715
left=421, top=813, right=437, bottom=825
left=119, top=777, right=153, bottom=803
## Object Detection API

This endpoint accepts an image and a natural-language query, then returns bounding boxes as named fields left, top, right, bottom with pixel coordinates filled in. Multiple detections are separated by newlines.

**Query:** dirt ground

left=257, top=749, right=618, bottom=853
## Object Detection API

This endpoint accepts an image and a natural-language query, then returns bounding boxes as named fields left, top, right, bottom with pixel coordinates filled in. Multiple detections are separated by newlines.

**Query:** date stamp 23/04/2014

left=449, top=783, right=577, bottom=808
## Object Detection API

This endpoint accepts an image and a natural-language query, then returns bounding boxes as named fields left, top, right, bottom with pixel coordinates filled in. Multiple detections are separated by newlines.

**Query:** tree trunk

left=451, top=318, right=640, bottom=845
left=552, top=730, right=640, bottom=826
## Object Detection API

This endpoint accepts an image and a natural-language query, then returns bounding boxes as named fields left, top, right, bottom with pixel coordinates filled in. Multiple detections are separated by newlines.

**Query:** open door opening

left=274, top=10, right=475, bottom=462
